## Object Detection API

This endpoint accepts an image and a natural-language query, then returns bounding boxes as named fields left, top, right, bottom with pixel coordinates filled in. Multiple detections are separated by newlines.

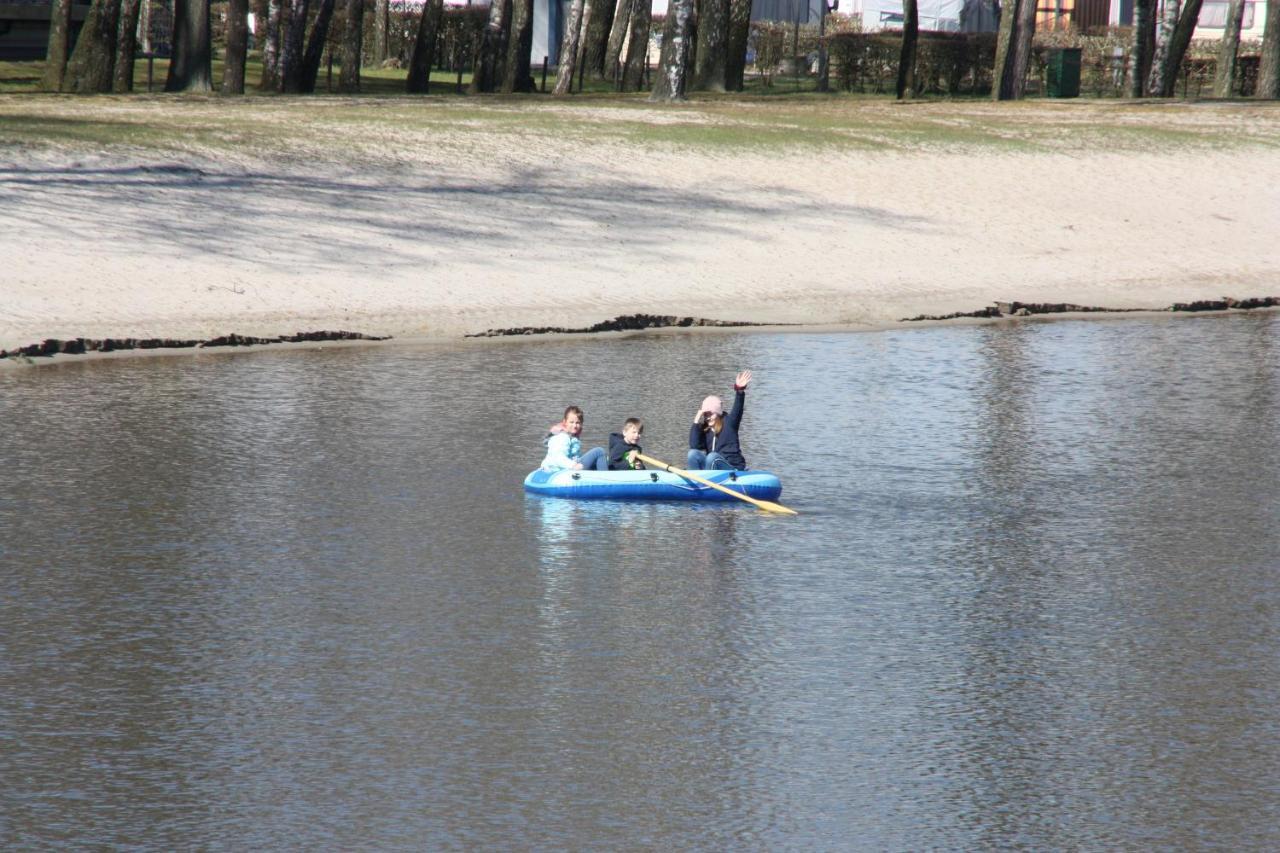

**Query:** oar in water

left=635, top=453, right=798, bottom=516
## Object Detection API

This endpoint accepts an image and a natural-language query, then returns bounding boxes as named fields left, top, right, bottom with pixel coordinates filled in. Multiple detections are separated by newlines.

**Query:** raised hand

left=734, top=370, right=753, bottom=390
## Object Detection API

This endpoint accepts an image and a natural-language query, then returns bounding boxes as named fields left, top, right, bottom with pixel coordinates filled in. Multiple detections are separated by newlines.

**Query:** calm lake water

left=3, top=313, right=1279, bottom=849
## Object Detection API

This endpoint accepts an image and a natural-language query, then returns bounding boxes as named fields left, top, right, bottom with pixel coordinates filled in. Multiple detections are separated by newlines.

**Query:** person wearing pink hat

left=687, top=370, right=753, bottom=471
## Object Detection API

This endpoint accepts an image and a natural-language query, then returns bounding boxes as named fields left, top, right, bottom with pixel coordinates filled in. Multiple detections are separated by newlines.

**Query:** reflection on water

left=2, top=314, right=1280, bottom=847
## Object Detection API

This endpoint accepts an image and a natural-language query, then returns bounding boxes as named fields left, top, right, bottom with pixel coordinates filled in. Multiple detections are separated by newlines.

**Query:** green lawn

left=2, top=53, right=861, bottom=97
left=2, top=55, right=1278, bottom=159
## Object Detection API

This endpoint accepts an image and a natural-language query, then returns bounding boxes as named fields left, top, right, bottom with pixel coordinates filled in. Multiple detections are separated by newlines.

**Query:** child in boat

left=541, top=405, right=607, bottom=471
left=688, top=370, right=752, bottom=471
left=607, top=418, right=646, bottom=470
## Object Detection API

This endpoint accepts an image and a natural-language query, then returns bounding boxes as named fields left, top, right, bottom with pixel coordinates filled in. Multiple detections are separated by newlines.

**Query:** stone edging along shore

left=901, top=296, right=1280, bottom=322
left=4, top=300, right=1278, bottom=364
left=0, top=331, right=391, bottom=362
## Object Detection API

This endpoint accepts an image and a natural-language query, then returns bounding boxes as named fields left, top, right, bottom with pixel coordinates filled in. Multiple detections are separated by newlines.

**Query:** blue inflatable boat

left=523, top=467, right=783, bottom=502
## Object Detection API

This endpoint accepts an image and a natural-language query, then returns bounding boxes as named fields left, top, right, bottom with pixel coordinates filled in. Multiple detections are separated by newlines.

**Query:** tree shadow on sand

left=0, top=162, right=937, bottom=275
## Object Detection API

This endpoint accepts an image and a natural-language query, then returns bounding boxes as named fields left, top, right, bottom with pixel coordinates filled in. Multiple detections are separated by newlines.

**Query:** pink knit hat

left=700, top=395, right=724, bottom=416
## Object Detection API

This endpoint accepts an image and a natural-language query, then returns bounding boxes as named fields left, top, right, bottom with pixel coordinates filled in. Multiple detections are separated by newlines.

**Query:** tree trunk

left=896, top=0, right=918, bottom=99
left=651, top=0, right=694, bottom=99
left=113, top=0, right=141, bottom=92
left=1128, top=0, right=1155, bottom=97
left=222, top=0, right=250, bottom=93
left=1166, top=0, right=1207, bottom=94
left=470, top=0, right=512, bottom=92
left=553, top=0, right=586, bottom=94
left=503, top=0, right=535, bottom=92
left=375, top=0, right=389, bottom=62
left=407, top=0, right=443, bottom=92
left=692, top=0, right=729, bottom=91
left=723, top=0, right=750, bottom=90
left=1010, top=0, right=1036, bottom=96
left=280, top=0, right=311, bottom=92
left=139, top=0, right=151, bottom=52
left=62, top=0, right=120, bottom=92
left=1261, top=0, right=1280, bottom=97
left=622, top=0, right=652, bottom=91
left=252, top=0, right=267, bottom=46
left=164, top=0, right=211, bottom=90
left=1146, top=0, right=1179, bottom=95
left=260, top=0, right=283, bottom=90
left=1259, top=0, right=1280, bottom=97
left=582, top=0, right=615, bottom=78
left=338, top=0, right=364, bottom=92
left=42, top=0, right=74, bottom=91
left=1214, top=0, right=1246, bottom=97
left=1150, top=0, right=1204, bottom=96
left=604, top=0, right=632, bottom=81
left=816, top=0, right=829, bottom=92
left=299, top=0, right=335, bottom=92
left=992, top=0, right=1017, bottom=99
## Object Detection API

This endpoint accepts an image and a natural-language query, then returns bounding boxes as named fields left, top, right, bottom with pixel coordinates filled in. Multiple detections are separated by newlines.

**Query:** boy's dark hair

left=563, top=405, right=583, bottom=420
left=624, top=417, right=643, bottom=432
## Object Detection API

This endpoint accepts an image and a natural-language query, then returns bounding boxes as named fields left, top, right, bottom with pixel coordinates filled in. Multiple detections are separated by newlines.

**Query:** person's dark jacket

left=608, top=432, right=644, bottom=470
left=689, top=389, right=746, bottom=469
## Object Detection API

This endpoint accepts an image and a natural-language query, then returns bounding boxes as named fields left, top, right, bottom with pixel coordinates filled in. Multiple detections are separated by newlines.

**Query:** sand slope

left=3, top=98, right=1279, bottom=350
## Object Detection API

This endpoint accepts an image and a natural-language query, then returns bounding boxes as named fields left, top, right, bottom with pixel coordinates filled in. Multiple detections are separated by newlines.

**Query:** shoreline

left=5, top=99, right=1280, bottom=366
left=5, top=303, right=1278, bottom=371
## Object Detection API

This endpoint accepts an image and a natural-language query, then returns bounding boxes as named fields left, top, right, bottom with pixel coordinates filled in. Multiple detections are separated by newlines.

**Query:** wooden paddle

left=635, top=453, right=798, bottom=516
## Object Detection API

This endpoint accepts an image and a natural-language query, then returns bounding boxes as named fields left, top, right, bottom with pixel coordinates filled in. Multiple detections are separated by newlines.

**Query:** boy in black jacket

left=607, top=418, right=646, bottom=470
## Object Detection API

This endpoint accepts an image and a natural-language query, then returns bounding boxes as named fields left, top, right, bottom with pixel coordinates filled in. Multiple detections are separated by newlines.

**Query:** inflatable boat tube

left=523, top=467, right=782, bottom=502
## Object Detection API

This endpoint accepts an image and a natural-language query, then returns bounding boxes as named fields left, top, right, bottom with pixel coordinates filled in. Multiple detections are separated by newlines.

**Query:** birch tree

left=62, top=0, right=120, bottom=92
left=1214, top=0, right=1246, bottom=97
left=896, top=0, right=918, bottom=99
left=553, top=0, right=586, bottom=94
left=1146, top=0, right=1179, bottom=95
left=1148, top=0, right=1206, bottom=96
left=1258, top=0, right=1280, bottom=97
left=375, top=0, right=390, bottom=62
left=223, top=0, right=250, bottom=93
left=258, top=0, right=281, bottom=89
left=1128, top=0, right=1156, bottom=97
left=42, top=0, right=74, bottom=91
left=604, top=0, right=633, bottom=80
left=651, top=0, right=695, bottom=100
left=622, top=0, right=652, bottom=90
left=339, top=0, right=364, bottom=92
left=471, top=0, right=513, bottom=92
left=503, top=0, right=536, bottom=92
left=408, top=0, right=444, bottom=92
left=259, top=0, right=284, bottom=91
left=693, top=0, right=730, bottom=91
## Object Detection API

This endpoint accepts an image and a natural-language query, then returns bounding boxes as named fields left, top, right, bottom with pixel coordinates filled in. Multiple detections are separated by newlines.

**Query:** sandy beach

left=3, top=95, right=1279, bottom=354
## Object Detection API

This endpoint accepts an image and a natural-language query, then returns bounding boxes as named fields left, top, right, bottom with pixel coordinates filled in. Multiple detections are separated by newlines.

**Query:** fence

left=822, top=28, right=1264, bottom=97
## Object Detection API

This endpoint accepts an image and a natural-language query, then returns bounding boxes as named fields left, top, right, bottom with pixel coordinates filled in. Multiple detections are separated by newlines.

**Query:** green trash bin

left=1047, top=47, right=1082, bottom=98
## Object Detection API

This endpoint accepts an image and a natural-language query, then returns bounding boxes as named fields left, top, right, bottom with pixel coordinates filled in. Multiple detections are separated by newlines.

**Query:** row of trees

left=40, top=0, right=1280, bottom=100
left=42, top=0, right=375, bottom=93
left=895, top=0, right=1280, bottom=100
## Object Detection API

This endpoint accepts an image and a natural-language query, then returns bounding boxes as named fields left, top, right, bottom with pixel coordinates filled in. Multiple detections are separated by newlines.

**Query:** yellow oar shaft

left=635, top=453, right=797, bottom=515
